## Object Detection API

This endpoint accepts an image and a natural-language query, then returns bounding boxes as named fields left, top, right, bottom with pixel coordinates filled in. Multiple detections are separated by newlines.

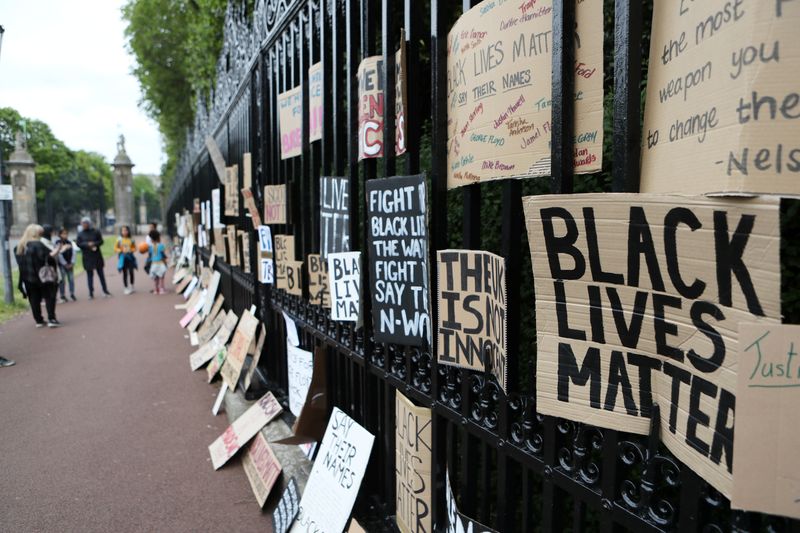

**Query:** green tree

left=133, top=174, right=162, bottom=224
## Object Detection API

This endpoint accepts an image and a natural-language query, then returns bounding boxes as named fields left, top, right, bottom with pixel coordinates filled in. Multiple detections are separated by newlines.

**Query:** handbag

left=39, top=265, right=58, bottom=283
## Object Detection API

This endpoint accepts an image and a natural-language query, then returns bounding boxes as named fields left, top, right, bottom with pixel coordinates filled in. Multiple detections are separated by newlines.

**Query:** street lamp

left=0, top=24, right=13, bottom=305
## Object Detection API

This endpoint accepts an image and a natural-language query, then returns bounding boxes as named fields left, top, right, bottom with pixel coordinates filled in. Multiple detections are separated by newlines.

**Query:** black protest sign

left=522, top=193, right=780, bottom=498
left=437, top=250, right=507, bottom=392
left=366, top=174, right=430, bottom=346
left=445, top=469, right=498, bottom=533
left=272, top=477, right=300, bottom=533
left=307, top=254, right=330, bottom=308
left=320, top=176, right=350, bottom=259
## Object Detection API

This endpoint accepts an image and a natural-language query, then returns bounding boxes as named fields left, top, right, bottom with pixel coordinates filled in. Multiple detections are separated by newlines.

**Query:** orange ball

left=138, top=242, right=150, bottom=254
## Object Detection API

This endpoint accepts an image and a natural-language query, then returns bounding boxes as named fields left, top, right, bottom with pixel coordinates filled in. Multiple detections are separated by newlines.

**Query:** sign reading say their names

left=328, top=252, right=361, bottom=322
left=209, top=391, right=282, bottom=470
left=731, top=324, right=800, bottom=519
left=264, top=184, right=287, bottom=224
left=437, top=250, right=507, bottom=391
left=279, top=85, right=302, bottom=159
left=242, top=432, right=283, bottom=508
left=641, top=0, right=800, bottom=196
left=320, top=176, right=350, bottom=259
left=522, top=193, right=780, bottom=497
left=290, top=407, right=375, bottom=533
left=446, top=0, right=604, bottom=188
left=395, top=391, right=432, bottom=533
left=366, top=174, right=430, bottom=346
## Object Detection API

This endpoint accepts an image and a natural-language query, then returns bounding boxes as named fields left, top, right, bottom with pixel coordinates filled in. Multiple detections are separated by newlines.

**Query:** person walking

left=115, top=225, right=137, bottom=295
left=76, top=217, right=111, bottom=299
left=15, top=224, right=62, bottom=328
left=39, top=225, right=62, bottom=314
left=148, top=229, right=168, bottom=295
left=55, top=227, right=77, bottom=302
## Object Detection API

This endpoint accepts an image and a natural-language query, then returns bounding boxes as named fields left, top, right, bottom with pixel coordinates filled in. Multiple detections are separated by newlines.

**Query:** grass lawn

left=0, top=237, right=117, bottom=323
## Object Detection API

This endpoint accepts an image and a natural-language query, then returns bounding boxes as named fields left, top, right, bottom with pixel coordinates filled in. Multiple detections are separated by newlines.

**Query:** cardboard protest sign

left=287, top=343, right=314, bottom=417
left=242, top=432, right=283, bottom=508
left=307, top=254, right=330, bottom=308
left=290, top=407, right=375, bottom=533
left=211, top=188, right=223, bottom=229
left=192, top=311, right=239, bottom=371
left=279, top=85, right=303, bottom=159
left=395, top=391, right=432, bottom=533
left=206, top=347, right=227, bottom=383
left=309, top=62, right=323, bottom=142
left=243, top=152, right=252, bottom=188
left=446, top=469, right=498, bottom=533
left=522, top=193, right=780, bottom=497
left=283, top=260, right=303, bottom=296
left=208, top=391, right=283, bottom=469
left=328, top=252, right=361, bottom=322
left=224, top=166, right=239, bottom=216
left=241, top=231, right=251, bottom=274
left=275, top=235, right=296, bottom=289
left=205, top=135, right=226, bottom=182
left=437, top=250, right=507, bottom=391
left=226, top=225, right=239, bottom=267
left=731, top=324, right=800, bottom=519
left=347, top=519, right=367, bottom=533
left=203, top=275, right=222, bottom=316
left=196, top=308, right=237, bottom=355
left=243, top=325, right=267, bottom=391
left=241, top=187, right=263, bottom=227
left=275, top=346, right=329, bottom=445
left=220, top=309, right=259, bottom=391
left=366, top=175, right=430, bottom=346
left=264, top=184, right=287, bottom=224
left=183, top=276, right=199, bottom=300
left=446, top=0, right=603, bottom=188
left=641, top=0, right=800, bottom=196
left=273, top=477, right=300, bottom=533
left=320, top=176, right=350, bottom=259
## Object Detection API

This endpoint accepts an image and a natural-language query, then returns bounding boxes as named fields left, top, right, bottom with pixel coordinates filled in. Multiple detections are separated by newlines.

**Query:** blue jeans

left=59, top=266, right=75, bottom=298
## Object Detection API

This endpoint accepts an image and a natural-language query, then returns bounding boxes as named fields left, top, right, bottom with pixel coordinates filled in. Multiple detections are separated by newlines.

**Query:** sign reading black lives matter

left=366, top=174, right=430, bottom=346
left=437, top=250, right=507, bottom=391
left=320, top=176, right=350, bottom=259
left=522, top=193, right=780, bottom=497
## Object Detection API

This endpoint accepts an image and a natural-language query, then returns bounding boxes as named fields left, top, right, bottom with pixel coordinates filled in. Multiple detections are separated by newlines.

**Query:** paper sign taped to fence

left=260, top=258, right=274, bottom=284
left=395, top=391, right=432, bottom=533
left=446, top=0, right=604, bottom=188
left=366, top=175, right=430, bottom=346
left=241, top=187, right=262, bottom=227
left=224, top=166, right=239, bottom=216
left=308, top=254, right=330, bottom=308
left=221, top=309, right=259, bottom=391
left=328, top=252, right=361, bottom=322
left=258, top=225, right=274, bottom=253
left=205, top=135, right=226, bottom=182
left=288, top=343, right=314, bottom=417
left=273, top=477, right=300, bottom=533
left=283, top=311, right=300, bottom=347
left=275, top=234, right=296, bottom=288
left=279, top=85, right=303, bottom=159
left=437, top=250, right=507, bottom=391
left=522, top=193, right=781, bottom=497
left=242, top=432, right=283, bottom=508
left=264, top=184, right=287, bottom=224
left=641, top=0, right=800, bottom=196
left=209, top=391, right=283, bottom=470
left=320, top=176, right=350, bottom=259
left=446, top=469, right=498, bottom=533
left=731, top=324, right=800, bottom=519
left=290, top=407, right=374, bottom=533
left=309, top=62, right=323, bottom=142
left=210, top=188, right=222, bottom=229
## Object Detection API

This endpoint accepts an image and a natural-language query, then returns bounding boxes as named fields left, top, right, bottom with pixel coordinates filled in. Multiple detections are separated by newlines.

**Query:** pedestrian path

left=0, top=266, right=267, bottom=531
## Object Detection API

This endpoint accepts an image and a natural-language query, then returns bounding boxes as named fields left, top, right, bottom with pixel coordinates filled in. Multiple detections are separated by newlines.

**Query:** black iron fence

left=167, top=1, right=800, bottom=531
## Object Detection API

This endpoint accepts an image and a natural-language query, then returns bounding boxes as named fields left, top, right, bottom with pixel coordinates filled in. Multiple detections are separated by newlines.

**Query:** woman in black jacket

left=15, top=224, right=62, bottom=328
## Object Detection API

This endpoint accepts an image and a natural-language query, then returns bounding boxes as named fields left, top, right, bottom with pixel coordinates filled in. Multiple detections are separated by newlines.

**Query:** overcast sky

left=0, top=0, right=163, bottom=175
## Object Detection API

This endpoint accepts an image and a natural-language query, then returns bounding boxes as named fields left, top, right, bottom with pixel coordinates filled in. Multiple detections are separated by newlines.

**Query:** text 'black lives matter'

left=320, top=177, right=350, bottom=259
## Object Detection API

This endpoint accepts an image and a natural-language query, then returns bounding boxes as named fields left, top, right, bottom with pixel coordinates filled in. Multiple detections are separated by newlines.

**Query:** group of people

left=0, top=219, right=169, bottom=368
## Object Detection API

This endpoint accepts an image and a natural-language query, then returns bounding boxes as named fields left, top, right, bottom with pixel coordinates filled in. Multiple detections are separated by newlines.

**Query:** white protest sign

left=212, top=383, right=227, bottom=416
left=287, top=343, right=314, bottom=417
left=328, top=252, right=361, bottom=322
left=283, top=311, right=300, bottom=347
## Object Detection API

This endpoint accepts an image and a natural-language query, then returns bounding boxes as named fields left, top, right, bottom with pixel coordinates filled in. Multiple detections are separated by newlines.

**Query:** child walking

left=115, top=225, right=138, bottom=295
left=148, top=229, right=168, bottom=295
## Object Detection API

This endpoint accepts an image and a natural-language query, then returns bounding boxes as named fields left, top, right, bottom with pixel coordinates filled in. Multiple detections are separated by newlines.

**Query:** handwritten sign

left=211, top=188, right=223, bottom=228
left=264, top=184, right=287, bottom=224
left=241, top=231, right=251, bottom=274
left=328, top=252, right=361, bottom=322
left=220, top=309, right=259, bottom=391
left=258, top=225, right=274, bottom=253
left=260, top=258, right=275, bottom=284
left=320, top=176, right=350, bottom=259
left=224, top=166, right=239, bottom=216
left=290, top=407, right=375, bottom=533
left=241, top=187, right=262, bottom=227
left=279, top=85, right=303, bottom=159
left=308, top=254, right=330, bottom=308
left=284, top=260, right=303, bottom=296
left=395, top=391, right=432, bottom=533
left=288, top=343, right=314, bottom=417
left=309, top=62, right=323, bottom=142
left=275, top=235, right=296, bottom=290
left=208, top=391, right=283, bottom=470
left=446, top=469, right=498, bottom=533
left=206, top=347, right=227, bottom=383
left=437, top=250, right=507, bottom=391
left=641, top=0, right=800, bottom=196
left=243, top=325, right=267, bottom=392
left=273, top=477, right=300, bottom=533
left=731, top=324, right=800, bottom=519
left=522, top=193, right=780, bottom=497
left=446, top=0, right=604, bottom=188
left=366, top=175, right=430, bottom=346
left=205, top=135, right=226, bottom=182
left=242, top=432, right=283, bottom=508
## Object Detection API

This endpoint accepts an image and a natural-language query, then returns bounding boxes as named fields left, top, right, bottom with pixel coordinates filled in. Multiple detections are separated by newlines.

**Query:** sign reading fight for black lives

left=366, top=175, right=430, bottom=346
left=446, top=0, right=603, bottom=188
left=437, top=250, right=507, bottom=392
left=641, top=0, right=800, bottom=196
left=320, top=176, right=350, bottom=259
left=522, top=193, right=780, bottom=497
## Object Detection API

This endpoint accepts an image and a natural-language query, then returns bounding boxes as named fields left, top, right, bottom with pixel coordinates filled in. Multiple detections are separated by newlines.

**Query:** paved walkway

left=0, top=265, right=267, bottom=531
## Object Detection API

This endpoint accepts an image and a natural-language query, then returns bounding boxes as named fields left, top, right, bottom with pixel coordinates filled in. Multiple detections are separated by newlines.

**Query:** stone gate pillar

left=112, top=134, right=135, bottom=232
left=8, top=131, right=37, bottom=236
